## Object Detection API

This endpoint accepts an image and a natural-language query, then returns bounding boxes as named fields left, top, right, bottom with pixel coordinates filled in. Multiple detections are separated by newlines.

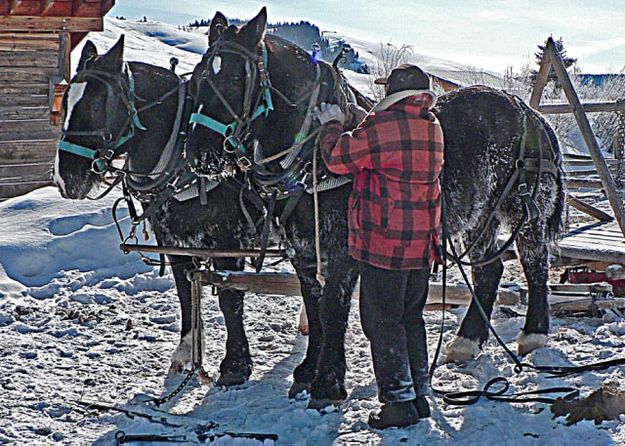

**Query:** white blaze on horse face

left=63, top=82, right=87, bottom=131
left=53, top=149, right=66, bottom=194
left=212, top=56, right=222, bottom=75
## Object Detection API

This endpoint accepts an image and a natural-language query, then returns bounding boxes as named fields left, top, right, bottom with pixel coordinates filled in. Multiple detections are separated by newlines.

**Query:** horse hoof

left=444, top=336, right=480, bottom=363
left=216, top=370, right=249, bottom=387
left=288, top=381, right=311, bottom=399
left=517, top=331, right=548, bottom=355
left=307, top=398, right=343, bottom=412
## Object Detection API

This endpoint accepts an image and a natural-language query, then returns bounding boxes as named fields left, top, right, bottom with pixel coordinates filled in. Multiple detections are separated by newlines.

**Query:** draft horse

left=185, top=8, right=564, bottom=407
left=53, top=36, right=264, bottom=386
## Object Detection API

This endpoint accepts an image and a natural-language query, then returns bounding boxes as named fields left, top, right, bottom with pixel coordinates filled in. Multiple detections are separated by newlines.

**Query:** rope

left=312, top=141, right=325, bottom=286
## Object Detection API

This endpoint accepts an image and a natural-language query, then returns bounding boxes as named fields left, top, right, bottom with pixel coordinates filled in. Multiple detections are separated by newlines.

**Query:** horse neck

left=255, top=38, right=324, bottom=153
left=125, top=62, right=180, bottom=173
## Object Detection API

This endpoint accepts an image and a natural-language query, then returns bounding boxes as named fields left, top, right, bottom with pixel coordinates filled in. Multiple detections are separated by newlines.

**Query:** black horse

left=53, top=36, right=264, bottom=385
left=185, top=7, right=564, bottom=406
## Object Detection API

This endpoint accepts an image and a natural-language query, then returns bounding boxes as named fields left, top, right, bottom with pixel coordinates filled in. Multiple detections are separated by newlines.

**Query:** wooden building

left=0, top=1, right=114, bottom=200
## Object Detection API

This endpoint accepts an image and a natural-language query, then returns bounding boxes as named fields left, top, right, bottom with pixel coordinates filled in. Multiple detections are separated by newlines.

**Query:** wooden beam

left=41, top=0, right=73, bottom=16
left=40, top=0, right=56, bottom=15
left=567, top=195, right=614, bottom=222
left=196, top=270, right=520, bottom=308
left=539, top=101, right=625, bottom=115
left=545, top=37, right=625, bottom=237
left=529, top=46, right=552, bottom=109
left=8, top=0, right=40, bottom=15
left=0, top=16, right=103, bottom=32
left=0, top=33, right=60, bottom=51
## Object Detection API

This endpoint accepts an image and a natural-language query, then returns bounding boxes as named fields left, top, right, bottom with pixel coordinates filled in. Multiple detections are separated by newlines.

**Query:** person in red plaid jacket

left=316, top=64, right=444, bottom=429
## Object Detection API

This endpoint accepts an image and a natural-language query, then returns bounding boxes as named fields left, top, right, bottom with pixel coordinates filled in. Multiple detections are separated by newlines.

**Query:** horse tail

left=520, top=100, right=565, bottom=243
left=536, top=110, right=565, bottom=243
left=545, top=125, right=566, bottom=243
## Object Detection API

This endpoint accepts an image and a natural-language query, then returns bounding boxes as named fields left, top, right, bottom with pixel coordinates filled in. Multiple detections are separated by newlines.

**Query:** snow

left=2, top=17, right=625, bottom=446
left=2, top=187, right=625, bottom=445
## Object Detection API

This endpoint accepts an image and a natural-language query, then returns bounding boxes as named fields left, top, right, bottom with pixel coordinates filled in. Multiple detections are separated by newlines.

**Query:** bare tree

left=367, top=42, right=413, bottom=101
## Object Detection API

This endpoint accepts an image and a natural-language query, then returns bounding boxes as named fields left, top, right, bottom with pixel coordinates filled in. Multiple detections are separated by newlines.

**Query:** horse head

left=186, top=8, right=270, bottom=179
left=54, top=35, right=142, bottom=199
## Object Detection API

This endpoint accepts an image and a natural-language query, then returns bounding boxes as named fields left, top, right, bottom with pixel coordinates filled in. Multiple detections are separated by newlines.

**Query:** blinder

left=59, top=64, right=146, bottom=174
left=188, top=40, right=274, bottom=163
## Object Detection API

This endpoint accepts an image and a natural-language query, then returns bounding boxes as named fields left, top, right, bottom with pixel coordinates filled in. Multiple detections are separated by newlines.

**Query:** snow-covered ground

left=2, top=16, right=625, bottom=446
left=1, top=188, right=625, bottom=445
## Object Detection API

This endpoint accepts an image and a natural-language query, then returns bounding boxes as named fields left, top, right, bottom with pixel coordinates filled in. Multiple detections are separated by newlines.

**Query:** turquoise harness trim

left=189, top=112, right=237, bottom=137
left=58, top=140, right=107, bottom=172
left=188, top=45, right=274, bottom=155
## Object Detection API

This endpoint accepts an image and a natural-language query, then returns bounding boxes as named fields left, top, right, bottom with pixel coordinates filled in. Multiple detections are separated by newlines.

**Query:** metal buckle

left=237, top=156, right=252, bottom=171
left=223, top=135, right=239, bottom=153
left=103, top=149, right=116, bottom=160
left=517, top=183, right=529, bottom=197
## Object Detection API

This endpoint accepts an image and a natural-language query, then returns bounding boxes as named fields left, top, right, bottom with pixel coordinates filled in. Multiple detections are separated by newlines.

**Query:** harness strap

left=256, top=190, right=277, bottom=273
left=279, top=188, right=304, bottom=225
left=58, top=140, right=107, bottom=172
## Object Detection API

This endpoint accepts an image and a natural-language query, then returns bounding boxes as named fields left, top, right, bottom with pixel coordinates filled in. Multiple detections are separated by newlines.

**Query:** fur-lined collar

left=371, top=89, right=437, bottom=112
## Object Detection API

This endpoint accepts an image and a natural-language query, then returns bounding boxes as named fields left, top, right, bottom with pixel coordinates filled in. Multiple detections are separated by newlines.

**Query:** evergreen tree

left=530, top=36, right=577, bottom=88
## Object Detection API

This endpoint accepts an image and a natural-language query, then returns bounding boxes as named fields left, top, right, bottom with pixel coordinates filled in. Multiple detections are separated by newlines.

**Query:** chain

left=148, top=367, right=197, bottom=407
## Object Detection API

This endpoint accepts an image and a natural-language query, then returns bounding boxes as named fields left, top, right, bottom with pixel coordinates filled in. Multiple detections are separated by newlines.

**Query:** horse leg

left=515, top=221, right=550, bottom=355
left=168, top=254, right=202, bottom=376
left=288, top=261, right=322, bottom=398
left=213, top=257, right=252, bottom=386
left=446, top=227, right=504, bottom=363
left=308, top=259, right=358, bottom=409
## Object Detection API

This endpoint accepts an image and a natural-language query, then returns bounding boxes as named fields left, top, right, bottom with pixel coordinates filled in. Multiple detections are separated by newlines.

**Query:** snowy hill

left=70, top=18, right=504, bottom=95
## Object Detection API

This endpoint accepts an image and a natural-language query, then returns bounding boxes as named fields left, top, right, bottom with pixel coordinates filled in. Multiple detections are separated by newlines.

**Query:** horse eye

left=231, top=75, right=242, bottom=82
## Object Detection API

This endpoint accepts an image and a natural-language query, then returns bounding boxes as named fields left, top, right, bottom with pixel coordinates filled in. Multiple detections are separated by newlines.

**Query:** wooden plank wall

left=0, top=32, right=60, bottom=200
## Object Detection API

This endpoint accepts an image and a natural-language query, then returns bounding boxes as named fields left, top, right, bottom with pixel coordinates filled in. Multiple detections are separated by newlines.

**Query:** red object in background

left=566, top=270, right=625, bottom=290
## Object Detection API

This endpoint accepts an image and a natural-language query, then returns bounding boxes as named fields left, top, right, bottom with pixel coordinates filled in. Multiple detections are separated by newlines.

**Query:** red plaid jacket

left=320, top=97, right=444, bottom=270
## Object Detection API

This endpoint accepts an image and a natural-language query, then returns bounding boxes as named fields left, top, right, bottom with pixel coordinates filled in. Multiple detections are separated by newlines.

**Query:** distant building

left=578, top=73, right=625, bottom=88
left=0, top=0, right=114, bottom=200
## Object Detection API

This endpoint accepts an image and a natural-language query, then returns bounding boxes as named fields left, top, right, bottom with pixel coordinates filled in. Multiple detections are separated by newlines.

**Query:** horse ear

left=102, top=35, right=125, bottom=71
left=239, top=7, right=267, bottom=47
left=77, top=40, right=97, bottom=72
left=209, top=11, right=228, bottom=47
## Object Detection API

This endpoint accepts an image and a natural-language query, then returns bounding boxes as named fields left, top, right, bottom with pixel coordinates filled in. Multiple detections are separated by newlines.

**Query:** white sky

left=110, top=0, right=624, bottom=74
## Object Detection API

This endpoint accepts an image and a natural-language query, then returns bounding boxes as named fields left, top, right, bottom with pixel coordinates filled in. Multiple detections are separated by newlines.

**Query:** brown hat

left=374, top=64, right=431, bottom=95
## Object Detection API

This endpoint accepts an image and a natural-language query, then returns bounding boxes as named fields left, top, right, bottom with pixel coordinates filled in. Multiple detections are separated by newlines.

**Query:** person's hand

left=314, top=102, right=345, bottom=125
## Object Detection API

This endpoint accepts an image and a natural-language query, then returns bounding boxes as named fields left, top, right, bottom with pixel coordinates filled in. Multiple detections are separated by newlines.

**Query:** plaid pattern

left=320, top=97, right=444, bottom=270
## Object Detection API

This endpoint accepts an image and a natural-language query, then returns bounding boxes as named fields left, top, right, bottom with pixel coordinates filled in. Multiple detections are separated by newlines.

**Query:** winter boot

left=413, top=396, right=431, bottom=418
left=368, top=401, right=420, bottom=429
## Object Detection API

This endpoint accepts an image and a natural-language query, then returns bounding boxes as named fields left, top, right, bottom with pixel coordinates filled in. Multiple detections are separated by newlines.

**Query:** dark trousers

left=359, top=262, right=430, bottom=403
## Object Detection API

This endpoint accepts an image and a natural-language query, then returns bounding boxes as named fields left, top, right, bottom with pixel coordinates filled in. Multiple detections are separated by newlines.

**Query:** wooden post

left=58, top=31, right=70, bottom=82
left=530, top=37, right=625, bottom=237
left=546, top=38, right=625, bottom=236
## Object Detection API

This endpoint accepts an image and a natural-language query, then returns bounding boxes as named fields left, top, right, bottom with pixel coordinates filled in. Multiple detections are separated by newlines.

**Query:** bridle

left=188, top=40, right=274, bottom=173
left=58, top=64, right=146, bottom=175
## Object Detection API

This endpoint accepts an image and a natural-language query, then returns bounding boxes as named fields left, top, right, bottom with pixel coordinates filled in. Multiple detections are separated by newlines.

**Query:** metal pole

left=122, top=244, right=286, bottom=258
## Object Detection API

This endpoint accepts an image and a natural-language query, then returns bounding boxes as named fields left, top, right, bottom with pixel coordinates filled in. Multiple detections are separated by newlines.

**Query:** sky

left=109, top=0, right=625, bottom=74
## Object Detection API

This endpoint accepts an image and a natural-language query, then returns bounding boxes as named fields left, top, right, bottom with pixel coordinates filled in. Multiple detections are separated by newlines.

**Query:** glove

left=314, top=102, right=345, bottom=125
